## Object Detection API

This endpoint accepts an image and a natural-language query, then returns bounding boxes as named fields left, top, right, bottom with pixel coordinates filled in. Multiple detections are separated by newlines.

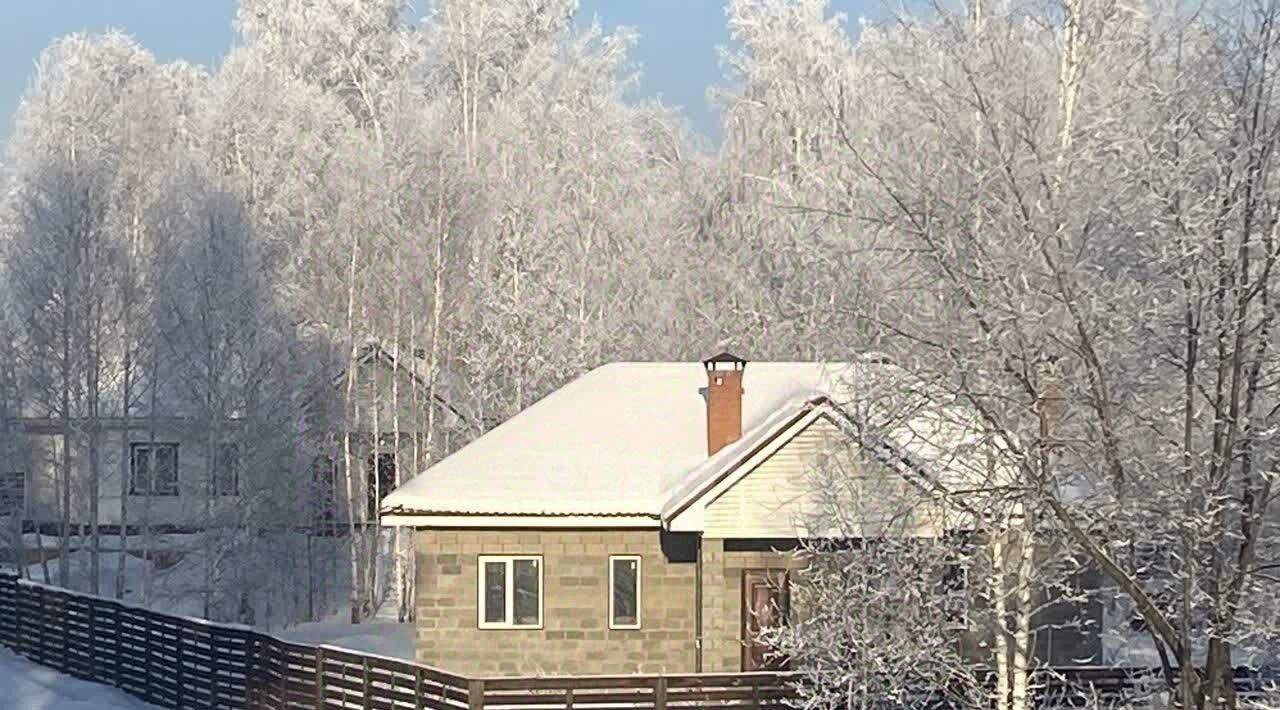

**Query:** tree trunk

left=391, top=291, right=406, bottom=623
left=58, top=306, right=73, bottom=589
left=1010, top=524, right=1034, bottom=710
left=87, top=292, right=102, bottom=596
left=116, top=340, right=132, bottom=600
left=116, top=213, right=138, bottom=601
left=342, top=352, right=362, bottom=621
left=141, top=356, right=159, bottom=606
left=367, top=316, right=382, bottom=616
left=203, top=420, right=217, bottom=620
left=991, top=534, right=1010, bottom=710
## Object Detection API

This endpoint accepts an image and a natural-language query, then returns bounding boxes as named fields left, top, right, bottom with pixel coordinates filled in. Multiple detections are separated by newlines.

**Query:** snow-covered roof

left=380, top=358, right=993, bottom=525
left=341, top=339, right=471, bottom=426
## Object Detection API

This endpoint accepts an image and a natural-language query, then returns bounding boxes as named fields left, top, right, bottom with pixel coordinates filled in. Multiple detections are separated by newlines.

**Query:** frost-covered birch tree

left=753, top=0, right=1280, bottom=707
left=5, top=158, right=112, bottom=592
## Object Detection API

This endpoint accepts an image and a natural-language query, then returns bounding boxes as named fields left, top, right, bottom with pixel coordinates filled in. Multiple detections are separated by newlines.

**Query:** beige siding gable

left=703, top=416, right=944, bottom=538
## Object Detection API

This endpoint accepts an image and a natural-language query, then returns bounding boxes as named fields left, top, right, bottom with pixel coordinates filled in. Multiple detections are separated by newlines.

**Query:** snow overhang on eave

left=380, top=512, right=662, bottom=529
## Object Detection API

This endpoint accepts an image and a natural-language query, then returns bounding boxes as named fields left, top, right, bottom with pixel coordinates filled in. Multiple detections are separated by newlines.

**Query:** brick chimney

left=703, top=352, right=747, bottom=455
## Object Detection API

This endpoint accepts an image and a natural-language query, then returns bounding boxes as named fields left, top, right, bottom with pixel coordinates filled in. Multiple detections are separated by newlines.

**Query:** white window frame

left=129, top=442, right=180, bottom=497
left=608, top=555, right=642, bottom=630
left=477, top=555, right=543, bottom=629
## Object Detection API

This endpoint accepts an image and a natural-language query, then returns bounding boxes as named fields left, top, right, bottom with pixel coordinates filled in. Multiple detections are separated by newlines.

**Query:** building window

left=312, top=454, right=336, bottom=523
left=0, top=472, right=24, bottom=515
left=213, top=442, right=240, bottom=496
left=1130, top=542, right=1174, bottom=632
left=365, top=452, right=396, bottom=519
left=130, top=443, right=179, bottom=496
left=609, top=555, right=641, bottom=629
left=477, top=555, right=542, bottom=629
left=941, top=560, right=968, bottom=625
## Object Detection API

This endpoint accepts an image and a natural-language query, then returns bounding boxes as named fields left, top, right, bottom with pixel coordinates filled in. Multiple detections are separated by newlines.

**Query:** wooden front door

left=741, top=569, right=790, bottom=671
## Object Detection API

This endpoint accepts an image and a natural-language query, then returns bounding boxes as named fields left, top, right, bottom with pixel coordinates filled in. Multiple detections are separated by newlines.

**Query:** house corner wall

left=698, top=537, right=735, bottom=672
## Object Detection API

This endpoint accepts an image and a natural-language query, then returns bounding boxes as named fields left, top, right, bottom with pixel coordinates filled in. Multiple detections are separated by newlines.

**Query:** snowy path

left=0, top=647, right=162, bottom=710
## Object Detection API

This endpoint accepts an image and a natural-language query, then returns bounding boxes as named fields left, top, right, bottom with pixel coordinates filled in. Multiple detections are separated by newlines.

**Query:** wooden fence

left=0, top=571, right=793, bottom=710
left=2, top=571, right=1276, bottom=710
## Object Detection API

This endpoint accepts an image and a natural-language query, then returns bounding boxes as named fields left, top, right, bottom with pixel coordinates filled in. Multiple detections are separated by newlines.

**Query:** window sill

left=477, top=623, right=543, bottom=630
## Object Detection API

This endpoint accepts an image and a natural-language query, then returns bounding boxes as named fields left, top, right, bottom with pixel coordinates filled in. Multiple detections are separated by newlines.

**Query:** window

left=477, top=555, right=542, bottom=629
left=130, top=443, right=179, bottom=496
left=941, top=560, right=968, bottom=624
left=213, top=443, right=240, bottom=496
left=0, top=472, right=24, bottom=514
left=365, top=452, right=396, bottom=519
left=609, top=555, right=641, bottom=629
left=312, top=455, right=336, bottom=523
left=1130, top=542, right=1175, bottom=631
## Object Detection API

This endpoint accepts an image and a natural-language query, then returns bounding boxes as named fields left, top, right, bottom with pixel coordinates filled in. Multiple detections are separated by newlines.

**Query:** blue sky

left=0, top=1, right=876, bottom=148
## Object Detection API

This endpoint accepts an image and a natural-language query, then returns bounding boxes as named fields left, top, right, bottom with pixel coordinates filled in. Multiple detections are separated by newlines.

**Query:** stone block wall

left=414, top=528, right=698, bottom=676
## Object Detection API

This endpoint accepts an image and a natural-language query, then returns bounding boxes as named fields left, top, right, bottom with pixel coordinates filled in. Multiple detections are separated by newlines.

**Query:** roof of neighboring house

left=337, top=340, right=471, bottom=427
left=380, top=358, right=1001, bottom=527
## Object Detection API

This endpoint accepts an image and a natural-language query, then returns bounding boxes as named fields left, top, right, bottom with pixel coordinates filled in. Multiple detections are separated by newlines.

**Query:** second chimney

left=704, top=351, right=747, bottom=455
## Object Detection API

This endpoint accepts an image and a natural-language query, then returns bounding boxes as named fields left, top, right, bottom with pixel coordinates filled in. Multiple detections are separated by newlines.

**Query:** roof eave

left=380, top=512, right=661, bottom=529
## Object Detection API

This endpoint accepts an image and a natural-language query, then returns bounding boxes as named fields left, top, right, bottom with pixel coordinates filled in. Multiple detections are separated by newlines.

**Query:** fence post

left=86, top=595, right=95, bottom=680
left=111, top=602, right=120, bottom=689
left=654, top=676, right=667, bottom=710
left=59, top=590, right=68, bottom=673
left=13, top=578, right=24, bottom=659
left=315, top=646, right=326, bottom=708
left=279, top=643, right=288, bottom=710
left=468, top=679, right=485, bottom=710
left=143, top=612, right=153, bottom=705
left=36, top=585, right=45, bottom=667
left=413, top=666, right=424, bottom=710
left=362, top=655, right=372, bottom=710
left=251, top=634, right=263, bottom=710
left=565, top=688, right=574, bottom=710
left=175, top=623, right=184, bottom=709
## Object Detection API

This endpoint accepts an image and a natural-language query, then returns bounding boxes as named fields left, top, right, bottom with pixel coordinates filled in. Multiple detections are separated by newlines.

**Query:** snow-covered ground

left=1, top=647, right=162, bottom=710
left=8, top=537, right=415, bottom=663
left=19, top=547, right=213, bottom=619
left=10, top=533, right=354, bottom=628
left=277, top=612, right=414, bottom=660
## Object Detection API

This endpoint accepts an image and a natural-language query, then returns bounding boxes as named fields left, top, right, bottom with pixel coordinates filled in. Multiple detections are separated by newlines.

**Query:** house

left=382, top=352, right=1099, bottom=676
left=3, top=340, right=465, bottom=543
